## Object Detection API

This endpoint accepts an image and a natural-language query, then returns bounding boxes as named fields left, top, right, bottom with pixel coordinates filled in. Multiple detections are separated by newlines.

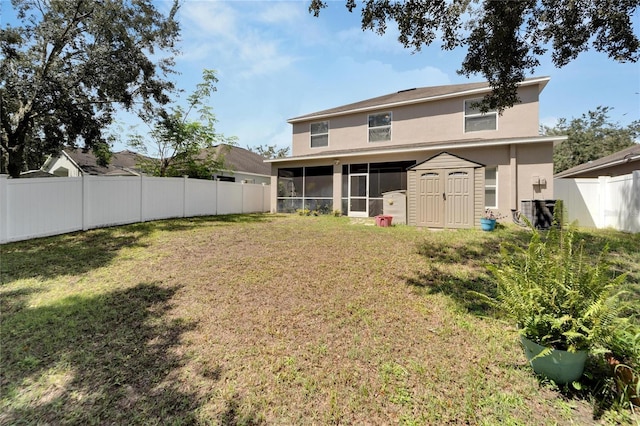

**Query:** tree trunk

left=7, top=134, right=25, bottom=178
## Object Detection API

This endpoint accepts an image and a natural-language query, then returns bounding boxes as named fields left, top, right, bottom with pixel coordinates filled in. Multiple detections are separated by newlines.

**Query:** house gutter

left=287, top=77, right=551, bottom=123
left=265, top=135, right=567, bottom=164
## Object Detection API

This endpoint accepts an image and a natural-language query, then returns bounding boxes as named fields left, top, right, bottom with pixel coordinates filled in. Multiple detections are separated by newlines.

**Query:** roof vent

left=397, top=88, right=417, bottom=93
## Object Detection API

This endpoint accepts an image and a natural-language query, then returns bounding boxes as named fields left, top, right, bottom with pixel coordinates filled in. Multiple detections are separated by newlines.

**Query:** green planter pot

left=480, top=218, right=496, bottom=231
left=520, top=336, right=588, bottom=384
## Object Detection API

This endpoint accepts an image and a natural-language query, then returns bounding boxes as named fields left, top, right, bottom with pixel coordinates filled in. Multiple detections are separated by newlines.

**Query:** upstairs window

left=464, top=99, right=497, bottom=132
left=310, top=121, right=329, bottom=148
left=368, top=112, right=391, bottom=142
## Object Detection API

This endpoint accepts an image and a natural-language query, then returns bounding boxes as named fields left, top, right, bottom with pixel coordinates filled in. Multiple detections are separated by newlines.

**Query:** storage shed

left=407, top=152, right=484, bottom=228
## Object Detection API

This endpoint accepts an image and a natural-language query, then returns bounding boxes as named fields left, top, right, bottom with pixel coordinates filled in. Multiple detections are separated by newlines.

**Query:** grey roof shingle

left=288, top=77, right=549, bottom=122
left=554, top=144, right=640, bottom=178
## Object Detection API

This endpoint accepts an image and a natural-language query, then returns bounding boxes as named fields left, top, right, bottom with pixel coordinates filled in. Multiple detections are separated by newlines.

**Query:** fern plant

left=482, top=223, right=627, bottom=353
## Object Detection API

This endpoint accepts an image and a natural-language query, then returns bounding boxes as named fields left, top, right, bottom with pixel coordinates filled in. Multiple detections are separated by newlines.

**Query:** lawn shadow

left=0, top=282, right=210, bottom=424
left=0, top=224, right=156, bottom=283
left=0, top=213, right=281, bottom=285
left=408, top=227, right=531, bottom=314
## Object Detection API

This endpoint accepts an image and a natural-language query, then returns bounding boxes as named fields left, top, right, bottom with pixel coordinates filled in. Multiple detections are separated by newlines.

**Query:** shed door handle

left=443, top=193, right=446, bottom=201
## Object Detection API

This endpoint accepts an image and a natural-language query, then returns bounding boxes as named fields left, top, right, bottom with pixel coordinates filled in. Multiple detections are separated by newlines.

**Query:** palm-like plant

left=481, top=223, right=627, bottom=353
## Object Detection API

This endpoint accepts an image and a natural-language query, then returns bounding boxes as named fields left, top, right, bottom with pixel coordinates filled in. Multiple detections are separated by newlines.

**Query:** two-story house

left=267, top=76, right=566, bottom=228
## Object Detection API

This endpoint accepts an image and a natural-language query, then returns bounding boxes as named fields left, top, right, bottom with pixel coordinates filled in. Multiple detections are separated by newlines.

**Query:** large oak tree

left=1, top=0, right=180, bottom=177
left=309, top=0, right=639, bottom=112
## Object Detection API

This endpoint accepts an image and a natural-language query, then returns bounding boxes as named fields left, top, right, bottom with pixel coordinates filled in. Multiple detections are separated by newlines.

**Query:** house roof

left=554, top=144, right=640, bottom=178
left=61, top=148, right=144, bottom=176
left=20, top=170, right=57, bottom=178
left=265, top=135, right=566, bottom=164
left=201, top=145, right=271, bottom=176
left=288, top=76, right=550, bottom=123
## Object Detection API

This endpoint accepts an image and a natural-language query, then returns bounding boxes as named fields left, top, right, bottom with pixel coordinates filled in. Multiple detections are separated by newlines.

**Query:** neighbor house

left=554, top=144, right=640, bottom=179
left=41, top=149, right=144, bottom=177
left=39, top=145, right=271, bottom=184
left=267, top=76, right=566, bottom=228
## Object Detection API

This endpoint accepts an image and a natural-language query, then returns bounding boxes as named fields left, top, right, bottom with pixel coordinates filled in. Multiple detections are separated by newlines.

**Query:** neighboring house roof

left=265, top=135, right=566, bottom=164
left=288, top=76, right=550, bottom=123
left=203, top=145, right=271, bottom=177
left=42, top=148, right=144, bottom=176
left=554, top=144, right=640, bottom=178
left=19, top=170, right=56, bottom=178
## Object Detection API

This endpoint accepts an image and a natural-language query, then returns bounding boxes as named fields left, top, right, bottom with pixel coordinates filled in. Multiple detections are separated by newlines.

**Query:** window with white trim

left=464, top=99, right=497, bottom=132
left=368, top=112, right=391, bottom=142
left=310, top=121, right=329, bottom=148
left=485, top=166, right=497, bottom=208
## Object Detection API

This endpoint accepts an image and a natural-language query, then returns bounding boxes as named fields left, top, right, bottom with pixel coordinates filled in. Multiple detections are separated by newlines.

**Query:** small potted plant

left=480, top=209, right=504, bottom=231
left=473, top=220, right=628, bottom=384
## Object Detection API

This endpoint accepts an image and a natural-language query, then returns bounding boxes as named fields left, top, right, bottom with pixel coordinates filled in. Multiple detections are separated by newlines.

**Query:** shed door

left=445, top=170, right=473, bottom=228
left=418, top=171, right=444, bottom=227
left=417, top=168, right=474, bottom=228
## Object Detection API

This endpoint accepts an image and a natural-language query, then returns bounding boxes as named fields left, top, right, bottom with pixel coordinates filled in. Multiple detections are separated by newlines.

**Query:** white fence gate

left=554, top=171, right=640, bottom=233
left=0, top=175, right=271, bottom=243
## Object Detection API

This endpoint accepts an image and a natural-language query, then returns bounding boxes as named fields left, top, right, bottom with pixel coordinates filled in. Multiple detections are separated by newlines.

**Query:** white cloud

left=257, top=2, right=306, bottom=25
left=178, top=2, right=300, bottom=80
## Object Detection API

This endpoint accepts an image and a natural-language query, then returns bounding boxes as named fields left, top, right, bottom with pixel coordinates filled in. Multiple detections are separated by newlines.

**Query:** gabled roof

left=66, top=148, right=144, bottom=176
left=288, top=76, right=550, bottom=123
left=200, top=145, right=271, bottom=176
left=409, top=151, right=485, bottom=170
left=554, top=144, right=640, bottom=178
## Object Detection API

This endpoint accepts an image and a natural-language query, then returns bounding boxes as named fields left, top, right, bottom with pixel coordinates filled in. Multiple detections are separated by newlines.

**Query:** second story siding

left=290, top=80, right=543, bottom=157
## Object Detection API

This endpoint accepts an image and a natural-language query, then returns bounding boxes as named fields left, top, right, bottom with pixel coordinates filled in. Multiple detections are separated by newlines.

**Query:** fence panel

left=603, top=173, right=639, bottom=233
left=85, top=176, right=142, bottom=229
left=217, top=181, right=243, bottom=215
left=5, top=177, right=83, bottom=242
left=554, top=178, right=600, bottom=228
left=554, top=171, right=639, bottom=233
left=0, top=175, right=270, bottom=243
left=142, top=177, right=185, bottom=221
left=242, top=183, right=266, bottom=213
left=185, top=179, right=217, bottom=217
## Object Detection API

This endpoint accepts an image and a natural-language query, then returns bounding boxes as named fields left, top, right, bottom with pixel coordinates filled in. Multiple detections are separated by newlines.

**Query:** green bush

left=477, top=223, right=628, bottom=353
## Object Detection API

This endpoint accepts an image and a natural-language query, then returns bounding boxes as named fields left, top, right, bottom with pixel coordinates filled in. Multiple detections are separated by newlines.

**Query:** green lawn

left=1, top=214, right=638, bottom=425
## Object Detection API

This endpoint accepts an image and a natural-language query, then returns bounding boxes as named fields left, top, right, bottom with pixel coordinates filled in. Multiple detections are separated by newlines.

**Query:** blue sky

left=4, top=1, right=640, bottom=153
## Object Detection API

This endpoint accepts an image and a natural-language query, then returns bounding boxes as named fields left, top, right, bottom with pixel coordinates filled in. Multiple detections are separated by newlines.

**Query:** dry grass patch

left=2, top=214, right=637, bottom=424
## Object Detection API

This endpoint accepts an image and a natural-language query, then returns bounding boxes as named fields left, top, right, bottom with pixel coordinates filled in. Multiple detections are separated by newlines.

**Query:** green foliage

left=543, top=106, right=640, bottom=173
left=309, top=1, right=639, bottom=113
left=129, top=69, right=237, bottom=178
left=247, top=144, right=290, bottom=159
left=1, top=0, right=180, bottom=177
left=479, top=222, right=628, bottom=353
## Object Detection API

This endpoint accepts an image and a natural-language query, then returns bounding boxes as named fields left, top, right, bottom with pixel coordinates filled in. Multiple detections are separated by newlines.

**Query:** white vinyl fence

left=554, top=171, right=640, bottom=233
left=0, top=175, right=270, bottom=243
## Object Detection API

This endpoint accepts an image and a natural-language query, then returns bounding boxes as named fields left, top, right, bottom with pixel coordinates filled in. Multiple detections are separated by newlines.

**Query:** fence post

left=597, top=176, right=609, bottom=229
left=0, top=175, right=9, bottom=243
left=183, top=175, right=188, bottom=218
left=82, top=174, right=89, bottom=230
left=140, top=175, right=145, bottom=223
left=241, top=179, right=245, bottom=214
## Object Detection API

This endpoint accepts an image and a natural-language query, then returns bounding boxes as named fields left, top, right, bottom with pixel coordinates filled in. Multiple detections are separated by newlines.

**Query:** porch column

left=333, top=161, right=342, bottom=214
left=510, top=144, right=518, bottom=210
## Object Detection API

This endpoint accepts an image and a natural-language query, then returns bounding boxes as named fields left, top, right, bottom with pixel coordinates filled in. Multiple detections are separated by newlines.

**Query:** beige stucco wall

left=291, top=85, right=541, bottom=157
left=270, top=141, right=555, bottom=220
